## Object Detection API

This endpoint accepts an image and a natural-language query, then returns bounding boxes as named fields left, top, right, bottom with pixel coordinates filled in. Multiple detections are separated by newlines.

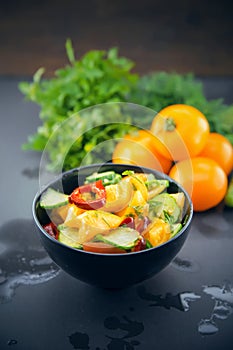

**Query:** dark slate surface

left=0, top=78, right=232, bottom=350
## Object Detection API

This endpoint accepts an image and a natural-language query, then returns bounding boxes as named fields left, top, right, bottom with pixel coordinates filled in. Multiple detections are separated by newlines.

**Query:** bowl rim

left=32, top=163, right=193, bottom=257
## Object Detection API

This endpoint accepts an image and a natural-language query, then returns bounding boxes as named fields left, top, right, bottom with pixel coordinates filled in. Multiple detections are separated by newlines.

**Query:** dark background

left=0, top=0, right=233, bottom=77
left=1, top=2, right=233, bottom=349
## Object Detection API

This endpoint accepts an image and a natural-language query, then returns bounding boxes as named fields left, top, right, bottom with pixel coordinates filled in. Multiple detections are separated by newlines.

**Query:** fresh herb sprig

left=19, top=40, right=138, bottom=155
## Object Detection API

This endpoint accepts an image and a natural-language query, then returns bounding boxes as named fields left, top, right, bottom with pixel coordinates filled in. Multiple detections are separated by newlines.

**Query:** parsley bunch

left=19, top=40, right=138, bottom=155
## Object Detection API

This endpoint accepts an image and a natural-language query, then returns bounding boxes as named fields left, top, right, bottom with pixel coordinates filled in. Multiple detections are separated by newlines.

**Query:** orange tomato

left=143, top=218, right=171, bottom=247
left=199, top=132, right=233, bottom=175
left=112, top=130, right=172, bottom=174
left=150, top=104, right=210, bottom=161
left=169, top=157, right=228, bottom=212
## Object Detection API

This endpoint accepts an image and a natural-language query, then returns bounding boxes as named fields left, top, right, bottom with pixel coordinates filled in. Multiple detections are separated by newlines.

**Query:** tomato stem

left=165, top=117, right=176, bottom=131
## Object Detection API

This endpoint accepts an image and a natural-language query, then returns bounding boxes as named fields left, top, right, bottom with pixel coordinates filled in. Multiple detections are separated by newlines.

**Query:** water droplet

left=212, top=302, right=232, bottom=320
left=0, top=219, right=60, bottom=304
left=203, top=284, right=233, bottom=305
left=68, top=331, right=90, bottom=349
left=197, top=282, right=233, bottom=336
left=137, top=285, right=200, bottom=312
left=179, top=292, right=201, bottom=312
left=171, top=256, right=199, bottom=272
left=198, top=319, right=218, bottom=336
left=7, top=339, right=18, bottom=346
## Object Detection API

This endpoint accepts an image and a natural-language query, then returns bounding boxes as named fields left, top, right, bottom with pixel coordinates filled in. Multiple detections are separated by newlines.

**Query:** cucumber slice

left=170, top=193, right=185, bottom=211
left=40, top=188, right=69, bottom=209
left=58, top=225, right=82, bottom=249
left=170, top=192, right=185, bottom=220
left=149, top=193, right=180, bottom=224
left=95, top=227, right=140, bottom=250
left=170, top=223, right=182, bottom=238
left=146, top=179, right=169, bottom=199
left=85, top=171, right=122, bottom=186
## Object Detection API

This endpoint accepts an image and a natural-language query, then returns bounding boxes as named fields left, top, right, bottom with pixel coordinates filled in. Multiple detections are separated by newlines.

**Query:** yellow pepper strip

left=102, top=180, right=133, bottom=213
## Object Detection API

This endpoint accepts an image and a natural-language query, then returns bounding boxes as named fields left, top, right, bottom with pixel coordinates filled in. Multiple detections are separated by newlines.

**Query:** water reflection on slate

left=67, top=279, right=233, bottom=349
left=0, top=219, right=60, bottom=303
left=7, top=339, right=18, bottom=346
left=69, top=315, right=144, bottom=350
left=192, top=207, right=232, bottom=238
left=1, top=216, right=233, bottom=347
left=137, top=285, right=200, bottom=311
left=67, top=284, right=204, bottom=349
left=137, top=282, right=233, bottom=337
left=198, top=282, right=233, bottom=336
left=171, top=256, right=200, bottom=272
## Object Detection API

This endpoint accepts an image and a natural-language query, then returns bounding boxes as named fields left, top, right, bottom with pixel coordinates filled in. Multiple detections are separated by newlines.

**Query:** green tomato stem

left=165, top=117, right=176, bottom=131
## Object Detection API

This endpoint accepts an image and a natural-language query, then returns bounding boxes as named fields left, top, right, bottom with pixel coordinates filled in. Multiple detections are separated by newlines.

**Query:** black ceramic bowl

left=33, top=163, right=193, bottom=289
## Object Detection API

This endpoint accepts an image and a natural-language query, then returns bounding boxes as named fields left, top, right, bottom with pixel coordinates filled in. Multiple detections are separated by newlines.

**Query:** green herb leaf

left=122, top=170, right=135, bottom=176
left=65, top=38, right=75, bottom=64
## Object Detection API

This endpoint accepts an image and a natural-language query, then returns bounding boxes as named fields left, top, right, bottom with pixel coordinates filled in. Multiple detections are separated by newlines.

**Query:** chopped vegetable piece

left=50, top=204, right=73, bottom=225
left=143, top=218, right=171, bottom=247
left=149, top=193, right=180, bottom=224
left=125, top=173, right=148, bottom=201
left=43, top=222, right=59, bottom=239
left=69, top=180, right=106, bottom=210
left=145, top=239, right=153, bottom=249
left=65, top=210, right=122, bottom=243
left=135, top=216, right=151, bottom=233
left=132, top=236, right=147, bottom=252
left=40, top=188, right=69, bottom=209
left=95, top=227, right=140, bottom=250
left=170, top=193, right=185, bottom=211
left=170, top=223, right=182, bottom=238
left=82, top=242, right=126, bottom=254
left=116, top=188, right=148, bottom=218
left=102, top=180, right=133, bottom=213
left=85, top=171, right=122, bottom=186
left=120, top=217, right=135, bottom=229
left=170, top=192, right=185, bottom=220
left=63, top=205, right=85, bottom=227
left=146, top=179, right=169, bottom=199
left=58, top=225, right=82, bottom=248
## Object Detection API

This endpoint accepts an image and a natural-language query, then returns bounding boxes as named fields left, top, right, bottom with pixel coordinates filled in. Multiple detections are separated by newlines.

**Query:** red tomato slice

left=82, top=242, right=126, bottom=254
